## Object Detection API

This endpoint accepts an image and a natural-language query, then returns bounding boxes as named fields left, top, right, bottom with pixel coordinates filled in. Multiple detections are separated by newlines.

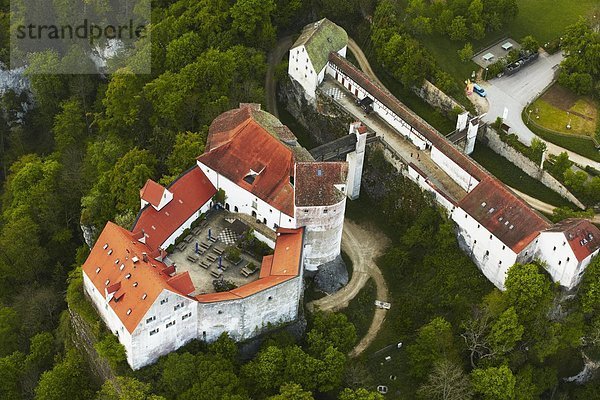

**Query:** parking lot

left=472, top=38, right=521, bottom=68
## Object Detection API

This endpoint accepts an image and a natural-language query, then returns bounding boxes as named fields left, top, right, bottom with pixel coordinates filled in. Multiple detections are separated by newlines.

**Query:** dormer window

left=96, top=267, right=101, bottom=274
left=103, top=243, right=109, bottom=250
left=133, top=282, right=138, bottom=287
left=108, top=249, right=113, bottom=255
left=125, top=273, right=131, bottom=279
left=105, top=279, right=110, bottom=286
left=142, top=293, right=147, bottom=300
left=120, top=264, right=125, bottom=271
left=126, top=309, right=132, bottom=315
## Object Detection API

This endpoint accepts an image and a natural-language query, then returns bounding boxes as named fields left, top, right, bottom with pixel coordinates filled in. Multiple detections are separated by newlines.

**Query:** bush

left=225, top=246, right=241, bottom=263
left=94, top=334, right=127, bottom=370
left=213, top=279, right=237, bottom=292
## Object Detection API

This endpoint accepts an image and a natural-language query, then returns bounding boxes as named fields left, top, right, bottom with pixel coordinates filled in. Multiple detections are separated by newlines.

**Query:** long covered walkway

left=321, top=79, right=467, bottom=203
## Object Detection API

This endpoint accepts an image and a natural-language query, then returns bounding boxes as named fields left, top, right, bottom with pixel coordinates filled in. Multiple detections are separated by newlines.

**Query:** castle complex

left=288, top=18, right=600, bottom=290
left=82, top=18, right=600, bottom=371
left=82, top=103, right=365, bottom=370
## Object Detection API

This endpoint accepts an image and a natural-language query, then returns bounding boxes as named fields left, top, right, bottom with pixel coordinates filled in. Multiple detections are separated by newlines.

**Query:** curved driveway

left=308, top=219, right=390, bottom=357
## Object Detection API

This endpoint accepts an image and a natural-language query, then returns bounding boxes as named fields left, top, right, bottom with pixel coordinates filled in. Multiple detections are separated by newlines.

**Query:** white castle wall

left=295, top=199, right=346, bottom=270
left=129, top=290, right=197, bottom=370
left=198, top=162, right=296, bottom=230
left=346, top=123, right=367, bottom=200
left=430, top=147, right=479, bottom=193
left=197, top=275, right=304, bottom=342
left=451, top=208, right=520, bottom=290
left=83, top=273, right=133, bottom=356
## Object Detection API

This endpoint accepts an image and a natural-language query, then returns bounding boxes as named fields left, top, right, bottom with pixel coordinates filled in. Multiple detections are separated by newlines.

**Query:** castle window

left=477, top=224, right=480, bottom=228
left=146, top=316, right=155, bottom=324
left=160, top=298, right=169, bottom=305
left=149, top=328, right=159, bottom=336
left=567, top=257, right=570, bottom=262
left=268, top=296, right=273, bottom=301
left=182, top=313, right=192, bottom=321
left=559, top=261, right=562, bottom=265
left=553, top=246, right=556, bottom=251
left=485, top=250, right=489, bottom=256
left=489, top=235, right=492, bottom=240
left=166, top=320, right=175, bottom=328
left=218, top=311, right=223, bottom=315
left=323, top=209, right=328, bottom=214
left=174, top=302, right=184, bottom=311
left=563, top=241, right=566, bottom=246
left=499, top=261, right=502, bottom=265
left=502, top=245, right=505, bottom=250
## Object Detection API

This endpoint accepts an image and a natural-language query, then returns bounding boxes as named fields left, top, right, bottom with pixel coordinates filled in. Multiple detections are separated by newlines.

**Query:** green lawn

left=523, top=109, right=600, bottom=162
left=532, top=98, right=597, bottom=136
left=471, top=144, right=574, bottom=208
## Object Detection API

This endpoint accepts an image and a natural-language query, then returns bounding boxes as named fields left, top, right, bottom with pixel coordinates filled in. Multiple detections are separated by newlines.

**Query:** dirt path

left=508, top=186, right=557, bottom=214
left=265, top=36, right=294, bottom=118
left=308, top=219, right=390, bottom=357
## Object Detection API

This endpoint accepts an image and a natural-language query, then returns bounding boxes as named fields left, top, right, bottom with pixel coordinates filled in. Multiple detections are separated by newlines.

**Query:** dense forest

left=1, top=0, right=600, bottom=399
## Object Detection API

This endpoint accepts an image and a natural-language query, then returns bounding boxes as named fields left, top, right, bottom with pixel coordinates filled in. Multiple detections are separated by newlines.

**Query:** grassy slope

left=532, top=98, right=597, bottom=136
left=341, top=278, right=377, bottom=339
left=471, top=144, right=574, bottom=208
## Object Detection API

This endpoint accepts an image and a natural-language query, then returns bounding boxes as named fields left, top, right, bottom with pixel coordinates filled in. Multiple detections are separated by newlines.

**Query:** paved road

left=265, top=36, right=294, bottom=118
left=480, top=52, right=600, bottom=169
left=308, top=219, right=390, bottom=357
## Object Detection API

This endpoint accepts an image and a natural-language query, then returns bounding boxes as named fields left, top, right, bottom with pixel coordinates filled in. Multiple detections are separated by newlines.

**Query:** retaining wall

left=412, top=79, right=465, bottom=118
left=481, top=126, right=585, bottom=209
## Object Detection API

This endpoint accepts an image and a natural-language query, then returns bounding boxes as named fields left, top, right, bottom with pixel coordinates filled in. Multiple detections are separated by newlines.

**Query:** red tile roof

left=82, top=222, right=195, bottom=333
left=458, top=177, right=550, bottom=253
left=140, top=180, right=167, bottom=209
left=545, top=219, right=600, bottom=261
left=195, top=227, right=304, bottom=303
left=198, top=106, right=296, bottom=216
left=295, top=162, right=348, bottom=207
left=133, top=167, right=216, bottom=250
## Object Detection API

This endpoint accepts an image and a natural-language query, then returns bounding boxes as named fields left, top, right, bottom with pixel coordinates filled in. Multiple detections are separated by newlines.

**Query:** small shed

left=501, top=42, right=513, bottom=51
left=482, top=52, right=495, bottom=62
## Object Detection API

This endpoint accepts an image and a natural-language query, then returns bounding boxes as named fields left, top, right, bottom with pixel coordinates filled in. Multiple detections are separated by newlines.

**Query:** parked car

left=473, top=84, right=487, bottom=97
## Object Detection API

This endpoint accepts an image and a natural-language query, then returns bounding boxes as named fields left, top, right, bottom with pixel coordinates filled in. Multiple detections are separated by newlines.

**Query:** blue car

left=473, top=84, right=487, bottom=97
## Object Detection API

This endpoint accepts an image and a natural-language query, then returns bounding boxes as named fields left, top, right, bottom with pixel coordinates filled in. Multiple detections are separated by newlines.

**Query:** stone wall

left=412, top=80, right=465, bottom=118
left=69, top=308, right=115, bottom=385
left=480, top=126, right=585, bottom=209
left=280, top=77, right=353, bottom=145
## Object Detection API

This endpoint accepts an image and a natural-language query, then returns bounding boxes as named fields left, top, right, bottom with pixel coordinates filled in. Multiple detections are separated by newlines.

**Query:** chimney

left=142, top=252, right=148, bottom=262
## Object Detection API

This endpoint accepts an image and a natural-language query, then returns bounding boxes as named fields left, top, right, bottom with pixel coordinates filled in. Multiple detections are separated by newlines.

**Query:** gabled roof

left=295, top=162, right=348, bottom=207
left=292, top=18, right=348, bottom=72
left=82, top=222, right=195, bottom=333
left=133, top=167, right=216, bottom=250
left=198, top=105, right=312, bottom=217
left=545, top=218, right=600, bottom=261
left=140, top=180, right=167, bottom=209
left=195, top=227, right=304, bottom=303
left=328, top=52, right=488, bottom=182
left=458, top=177, right=550, bottom=253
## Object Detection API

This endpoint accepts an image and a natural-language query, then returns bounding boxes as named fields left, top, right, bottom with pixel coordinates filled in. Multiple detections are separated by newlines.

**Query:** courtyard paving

left=166, top=210, right=264, bottom=295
